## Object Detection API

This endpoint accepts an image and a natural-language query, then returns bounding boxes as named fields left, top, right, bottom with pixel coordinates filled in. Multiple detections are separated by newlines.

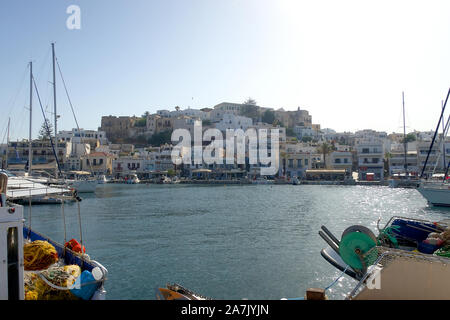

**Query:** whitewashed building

left=356, top=140, right=385, bottom=181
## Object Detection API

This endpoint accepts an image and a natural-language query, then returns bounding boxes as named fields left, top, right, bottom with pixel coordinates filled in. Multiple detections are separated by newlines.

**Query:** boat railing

left=379, top=215, right=443, bottom=231
left=7, top=185, right=71, bottom=200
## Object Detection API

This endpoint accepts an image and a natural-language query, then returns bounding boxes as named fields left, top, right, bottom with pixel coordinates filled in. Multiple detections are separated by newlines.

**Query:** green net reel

left=339, top=225, right=377, bottom=271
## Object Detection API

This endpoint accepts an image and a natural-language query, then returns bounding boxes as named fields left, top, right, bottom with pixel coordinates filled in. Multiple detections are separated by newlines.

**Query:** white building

left=58, top=128, right=108, bottom=146
left=356, top=140, right=385, bottom=181
left=215, top=114, right=253, bottom=132
left=327, top=151, right=353, bottom=173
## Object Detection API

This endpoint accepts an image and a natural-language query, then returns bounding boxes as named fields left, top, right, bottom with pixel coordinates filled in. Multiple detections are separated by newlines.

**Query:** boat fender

left=70, top=270, right=98, bottom=300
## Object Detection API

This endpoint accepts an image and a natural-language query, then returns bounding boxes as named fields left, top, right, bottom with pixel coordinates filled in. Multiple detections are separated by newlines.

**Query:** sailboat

left=388, top=92, right=420, bottom=188
left=416, top=88, right=450, bottom=207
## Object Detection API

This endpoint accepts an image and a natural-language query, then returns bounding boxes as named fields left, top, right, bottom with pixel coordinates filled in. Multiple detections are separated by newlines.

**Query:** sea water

left=26, top=184, right=450, bottom=300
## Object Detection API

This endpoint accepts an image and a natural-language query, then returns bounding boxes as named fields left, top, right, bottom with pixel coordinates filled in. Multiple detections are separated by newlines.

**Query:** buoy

left=65, top=239, right=86, bottom=254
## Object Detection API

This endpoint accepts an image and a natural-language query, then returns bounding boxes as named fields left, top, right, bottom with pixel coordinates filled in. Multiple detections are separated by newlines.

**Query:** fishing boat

left=0, top=172, right=108, bottom=300
left=345, top=246, right=450, bottom=300
left=319, top=216, right=450, bottom=281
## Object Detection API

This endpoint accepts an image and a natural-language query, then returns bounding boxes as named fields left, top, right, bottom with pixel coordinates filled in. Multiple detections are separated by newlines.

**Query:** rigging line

left=420, top=88, right=450, bottom=178
left=431, top=114, right=450, bottom=175
left=55, top=57, right=94, bottom=174
left=32, top=75, right=62, bottom=177
left=1, top=65, right=29, bottom=135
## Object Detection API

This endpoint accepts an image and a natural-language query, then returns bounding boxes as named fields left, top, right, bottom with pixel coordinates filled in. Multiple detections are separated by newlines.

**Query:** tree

left=243, top=97, right=257, bottom=105
left=38, top=119, right=54, bottom=140
left=142, top=111, right=150, bottom=118
left=402, top=133, right=416, bottom=143
left=262, top=110, right=275, bottom=124
left=167, top=168, right=176, bottom=177
left=148, top=130, right=173, bottom=146
left=286, top=127, right=295, bottom=137
left=317, top=142, right=333, bottom=168
left=239, top=104, right=259, bottom=120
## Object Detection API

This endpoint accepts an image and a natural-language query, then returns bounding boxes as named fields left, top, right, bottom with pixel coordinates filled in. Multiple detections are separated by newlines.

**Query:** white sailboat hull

left=69, top=180, right=98, bottom=193
left=417, top=184, right=450, bottom=207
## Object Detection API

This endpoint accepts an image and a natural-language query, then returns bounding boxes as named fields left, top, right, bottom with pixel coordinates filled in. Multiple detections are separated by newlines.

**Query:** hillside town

left=1, top=100, right=449, bottom=184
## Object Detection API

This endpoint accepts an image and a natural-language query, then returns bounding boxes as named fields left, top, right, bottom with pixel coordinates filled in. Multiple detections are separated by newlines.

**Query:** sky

left=1, top=0, right=449, bottom=142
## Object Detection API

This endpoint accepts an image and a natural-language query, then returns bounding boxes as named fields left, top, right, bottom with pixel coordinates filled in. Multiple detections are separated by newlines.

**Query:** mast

left=52, top=43, right=58, bottom=178
left=5, top=118, right=10, bottom=169
left=28, top=61, right=33, bottom=176
left=402, top=92, right=408, bottom=174
left=420, top=88, right=450, bottom=178
left=442, top=100, right=446, bottom=174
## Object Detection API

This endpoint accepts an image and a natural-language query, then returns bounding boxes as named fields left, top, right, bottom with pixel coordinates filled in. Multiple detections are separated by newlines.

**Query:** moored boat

left=417, top=181, right=450, bottom=207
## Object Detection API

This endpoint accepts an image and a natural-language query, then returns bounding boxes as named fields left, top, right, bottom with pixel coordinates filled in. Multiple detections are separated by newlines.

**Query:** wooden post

left=305, top=288, right=327, bottom=300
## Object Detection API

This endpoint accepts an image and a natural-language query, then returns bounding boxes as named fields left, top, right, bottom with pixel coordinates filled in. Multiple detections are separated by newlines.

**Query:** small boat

left=97, top=175, right=109, bottom=184
left=388, top=173, right=420, bottom=188
left=125, top=173, right=140, bottom=184
left=156, top=283, right=211, bottom=300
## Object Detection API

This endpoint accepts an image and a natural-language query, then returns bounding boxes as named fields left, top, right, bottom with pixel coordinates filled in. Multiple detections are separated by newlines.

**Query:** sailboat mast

left=5, top=118, right=10, bottom=169
left=442, top=100, right=446, bottom=174
left=402, top=92, right=408, bottom=173
left=28, top=61, right=33, bottom=176
left=52, top=43, right=58, bottom=178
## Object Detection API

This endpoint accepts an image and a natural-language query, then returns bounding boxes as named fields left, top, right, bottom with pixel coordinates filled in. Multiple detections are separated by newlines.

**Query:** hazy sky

left=1, top=0, right=449, bottom=142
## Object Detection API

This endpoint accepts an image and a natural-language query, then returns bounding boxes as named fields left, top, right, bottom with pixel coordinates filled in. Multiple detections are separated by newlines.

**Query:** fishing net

left=23, top=240, right=58, bottom=271
left=24, top=264, right=82, bottom=300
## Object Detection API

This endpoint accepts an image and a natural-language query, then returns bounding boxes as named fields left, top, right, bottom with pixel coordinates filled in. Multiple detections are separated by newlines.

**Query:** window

left=297, top=159, right=302, bottom=167
left=288, top=159, right=293, bottom=168
left=335, top=158, right=341, bottom=164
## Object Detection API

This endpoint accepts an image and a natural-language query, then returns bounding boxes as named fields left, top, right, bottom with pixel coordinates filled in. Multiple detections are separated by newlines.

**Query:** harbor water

left=25, top=184, right=450, bottom=300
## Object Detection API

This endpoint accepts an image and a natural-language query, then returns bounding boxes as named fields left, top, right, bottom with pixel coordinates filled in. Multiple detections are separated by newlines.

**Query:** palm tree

left=384, top=152, right=392, bottom=178
left=317, top=142, right=333, bottom=168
